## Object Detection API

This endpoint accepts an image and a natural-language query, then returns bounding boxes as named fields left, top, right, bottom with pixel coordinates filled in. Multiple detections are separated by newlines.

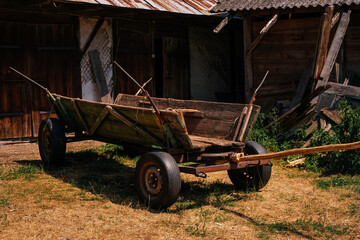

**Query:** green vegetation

left=306, top=100, right=360, bottom=174
left=252, top=217, right=350, bottom=239
left=250, top=99, right=360, bottom=174
left=0, top=165, right=42, bottom=181
left=315, top=176, right=360, bottom=195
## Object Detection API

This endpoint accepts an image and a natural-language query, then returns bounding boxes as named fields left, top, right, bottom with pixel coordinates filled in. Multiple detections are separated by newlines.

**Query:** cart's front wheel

left=228, top=141, right=272, bottom=191
left=38, top=118, right=66, bottom=165
left=135, top=151, right=181, bottom=209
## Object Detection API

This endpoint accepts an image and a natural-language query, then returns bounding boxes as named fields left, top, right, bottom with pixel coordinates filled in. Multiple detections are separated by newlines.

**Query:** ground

left=0, top=141, right=359, bottom=240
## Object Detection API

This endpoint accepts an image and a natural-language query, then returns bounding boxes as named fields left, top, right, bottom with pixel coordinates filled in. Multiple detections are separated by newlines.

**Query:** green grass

left=251, top=217, right=350, bottom=239
left=0, top=165, right=42, bottom=181
left=315, top=176, right=360, bottom=195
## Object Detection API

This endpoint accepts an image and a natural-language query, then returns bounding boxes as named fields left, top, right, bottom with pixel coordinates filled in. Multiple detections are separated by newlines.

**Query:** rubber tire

left=228, top=141, right=272, bottom=191
left=135, top=151, right=181, bottom=209
left=38, top=118, right=66, bottom=165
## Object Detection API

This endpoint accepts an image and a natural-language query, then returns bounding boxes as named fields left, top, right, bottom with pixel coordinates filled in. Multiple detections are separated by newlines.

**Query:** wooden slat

left=106, top=106, right=162, bottom=146
left=88, top=107, right=109, bottom=136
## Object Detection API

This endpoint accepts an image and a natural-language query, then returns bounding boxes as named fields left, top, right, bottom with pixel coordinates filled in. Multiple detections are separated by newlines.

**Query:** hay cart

left=12, top=67, right=360, bottom=209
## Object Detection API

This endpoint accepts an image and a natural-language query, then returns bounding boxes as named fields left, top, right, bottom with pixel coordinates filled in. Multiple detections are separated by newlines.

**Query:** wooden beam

left=246, top=13, right=279, bottom=56
left=311, top=6, right=334, bottom=83
left=80, top=18, right=104, bottom=58
left=243, top=16, right=253, bottom=102
left=322, top=81, right=360, bottom=100
left=235, top=140, right=360, bottom=162
left=318, top=11, right=351, bottom=86
left=213, top=14, right=233, bottom=34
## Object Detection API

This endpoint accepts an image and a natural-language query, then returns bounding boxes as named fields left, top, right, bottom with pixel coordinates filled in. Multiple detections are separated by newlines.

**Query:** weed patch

left=0, top=165, right=42, bottom=180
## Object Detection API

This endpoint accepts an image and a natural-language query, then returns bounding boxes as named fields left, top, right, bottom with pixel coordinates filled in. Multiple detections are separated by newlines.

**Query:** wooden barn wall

left=252, top=12, right=360, bottom=108
left=252, top=17, right=320, bottom=107
left=344, top=13, right=360, bottom=83
left=189, top=24, right=243, bottom=103
left=113, top=19, right=189, bottom=100
left=0, top=13, right=80, bottom=139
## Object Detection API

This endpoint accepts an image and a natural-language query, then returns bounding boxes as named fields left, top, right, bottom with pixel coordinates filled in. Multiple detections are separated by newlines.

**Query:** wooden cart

left=38, top=92, right=272, bottom=208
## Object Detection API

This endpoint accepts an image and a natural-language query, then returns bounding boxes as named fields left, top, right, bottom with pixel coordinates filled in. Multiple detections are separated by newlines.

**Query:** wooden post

left=243, top=16, right=253, bottom=102
left=311, top=6, right=334, bottom=84
left=312, top=11, right=351, bottom=107
left=317, top=11, right=351, bottom=87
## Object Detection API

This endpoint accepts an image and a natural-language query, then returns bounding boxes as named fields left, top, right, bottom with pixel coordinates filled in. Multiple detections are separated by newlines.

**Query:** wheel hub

left=144, top=166, right=162, bottom=195
left=43, top=129, right=51, bottom=153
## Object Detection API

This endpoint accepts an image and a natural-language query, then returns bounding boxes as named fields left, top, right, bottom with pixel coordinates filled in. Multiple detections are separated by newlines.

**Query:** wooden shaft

left=235, top=141, right=360, bottom=162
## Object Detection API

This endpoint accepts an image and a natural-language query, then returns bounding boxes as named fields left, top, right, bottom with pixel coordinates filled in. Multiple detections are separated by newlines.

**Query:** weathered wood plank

left=88, top=50, right=112, bottom=103
left=317, top=11, right=351, bottom=87
left=88, top=107, right=108, bottom=136
left=246, top=13, right=279, bottom=56
left=311, top=6, right=334, bottom=82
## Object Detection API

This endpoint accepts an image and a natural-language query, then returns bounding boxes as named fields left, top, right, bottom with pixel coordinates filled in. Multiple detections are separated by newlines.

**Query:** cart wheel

left=135, top=151, right=181, bottom=209
left=228, top=141, right=272, bottom=191
left=38, top=118, right=66, bottom=165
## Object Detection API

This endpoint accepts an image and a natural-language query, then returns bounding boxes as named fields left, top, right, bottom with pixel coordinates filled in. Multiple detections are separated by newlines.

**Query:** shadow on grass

left=172, top=179, right=250, bottom=212
left=221, top=208, right=314, bottom=239
left=15, top=144, right=255, bottom=211
left=17, top=145, right=139, bottom=206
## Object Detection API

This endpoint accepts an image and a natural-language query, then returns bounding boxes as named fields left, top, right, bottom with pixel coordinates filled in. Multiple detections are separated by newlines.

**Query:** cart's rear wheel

left=135, top=151, right=181, bottom=209
left=228, top=141, right=272, bottom=191
left=38, top=118, right=66, bottom=165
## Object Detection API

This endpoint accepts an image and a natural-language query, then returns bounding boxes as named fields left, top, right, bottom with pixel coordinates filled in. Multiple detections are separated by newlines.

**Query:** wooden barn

left=0, top=0, right=244, bottom=140
left=211, top=0, right=360, bottom=111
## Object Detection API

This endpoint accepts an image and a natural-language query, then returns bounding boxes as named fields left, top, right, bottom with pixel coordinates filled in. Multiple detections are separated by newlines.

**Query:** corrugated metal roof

left=62, top=0, right=217, bottom=15
left=211, top=0, right=360, bottom=13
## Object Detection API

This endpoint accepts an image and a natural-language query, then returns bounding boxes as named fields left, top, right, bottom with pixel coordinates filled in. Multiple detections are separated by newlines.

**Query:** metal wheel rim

left=144, top=166, right=163, bottom=195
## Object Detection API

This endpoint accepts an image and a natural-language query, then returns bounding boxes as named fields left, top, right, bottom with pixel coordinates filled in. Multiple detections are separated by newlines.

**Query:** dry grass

left=0, top=141, right=359, bottom=240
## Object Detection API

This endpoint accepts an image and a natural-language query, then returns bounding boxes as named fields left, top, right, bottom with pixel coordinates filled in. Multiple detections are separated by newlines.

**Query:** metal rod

left=250, top=70, right=269, bottom=105
left=9, top=67, right=50, bottom=95
left=114, top=61, right=161, bottom=117
left=114, top=61, right=143, bottom=90
left=9, top=67, right=55, bottom=101
left=135, top=77, right=153, bottom=96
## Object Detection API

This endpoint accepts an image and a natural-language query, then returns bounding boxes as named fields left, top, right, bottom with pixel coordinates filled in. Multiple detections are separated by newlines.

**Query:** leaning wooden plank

left=89, top=50, right=112, bottom=103
left=316, top=11, right=351, bottom=88
left=311, top=6, right=334, bottom=82
left=246, top=13, right=279, bottom=56
left=236, top=141, right=360, bottom=162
